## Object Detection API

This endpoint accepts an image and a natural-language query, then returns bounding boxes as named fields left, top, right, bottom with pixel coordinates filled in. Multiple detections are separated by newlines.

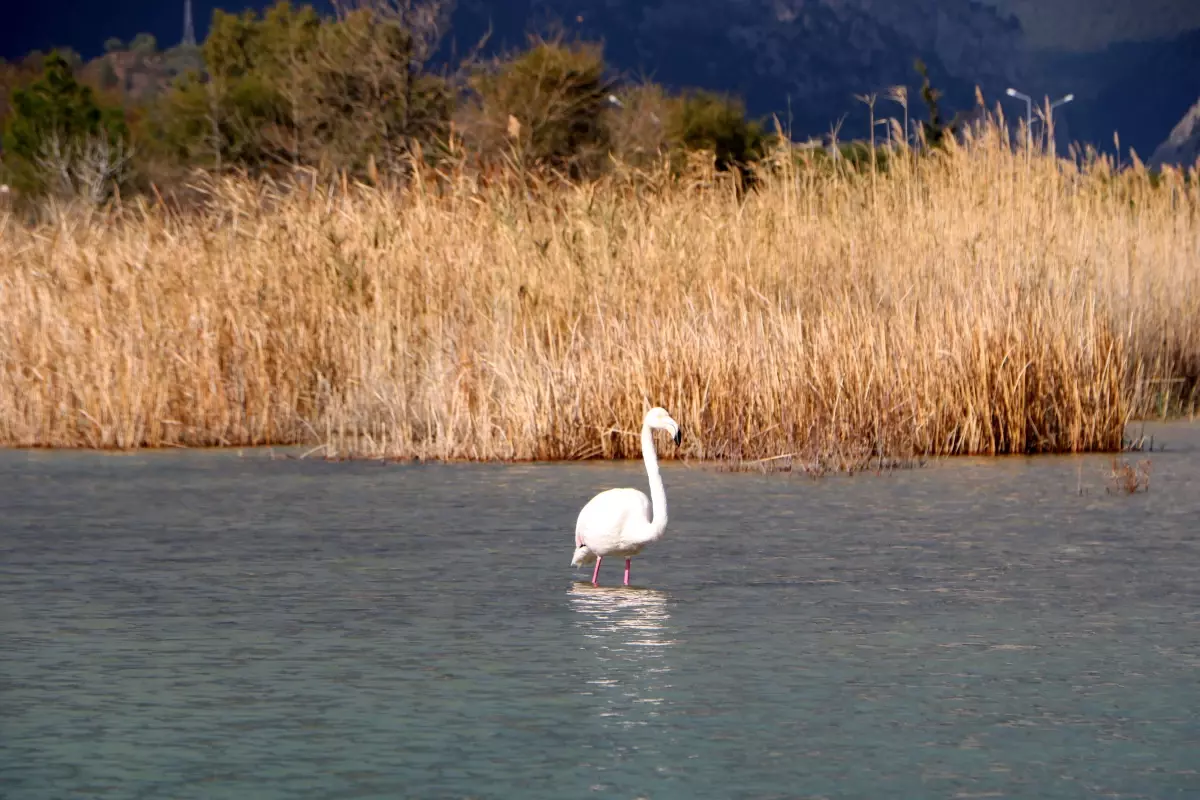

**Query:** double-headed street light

left=1006, top=88, right=1074, bottom=151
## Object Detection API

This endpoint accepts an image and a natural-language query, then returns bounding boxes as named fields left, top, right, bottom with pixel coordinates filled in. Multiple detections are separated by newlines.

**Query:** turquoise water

left=2, top=423, right=1199, bottom=798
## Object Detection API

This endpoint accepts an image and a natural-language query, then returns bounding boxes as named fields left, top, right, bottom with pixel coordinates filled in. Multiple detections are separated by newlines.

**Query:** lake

left=2, top=422, right=1198, bottom=799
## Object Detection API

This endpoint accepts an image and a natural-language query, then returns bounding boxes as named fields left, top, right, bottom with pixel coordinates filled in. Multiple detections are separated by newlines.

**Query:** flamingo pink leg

left=624, top=558, right=631, bottom=586
left=592, top=556, right=603, bottom=586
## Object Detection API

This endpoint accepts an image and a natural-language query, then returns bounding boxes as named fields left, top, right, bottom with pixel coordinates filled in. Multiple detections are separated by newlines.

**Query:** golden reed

left=1, top=119, right=1197, bottom=466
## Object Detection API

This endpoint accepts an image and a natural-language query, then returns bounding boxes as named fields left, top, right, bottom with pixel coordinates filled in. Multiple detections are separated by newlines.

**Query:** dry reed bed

left=1, top=125, right=1198, bottom=465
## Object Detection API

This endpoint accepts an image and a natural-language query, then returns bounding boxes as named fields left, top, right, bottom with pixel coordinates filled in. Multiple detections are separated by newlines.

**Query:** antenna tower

left=183, top=0, right=197, bottom=47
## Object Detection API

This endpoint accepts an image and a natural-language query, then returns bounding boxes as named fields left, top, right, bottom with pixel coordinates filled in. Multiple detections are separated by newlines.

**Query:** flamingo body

left=572, top=488, right=653, bottom=564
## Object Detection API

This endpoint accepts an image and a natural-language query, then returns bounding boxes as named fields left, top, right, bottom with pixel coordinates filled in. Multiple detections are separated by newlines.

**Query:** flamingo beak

left=673, top=427, right=682, bottom=446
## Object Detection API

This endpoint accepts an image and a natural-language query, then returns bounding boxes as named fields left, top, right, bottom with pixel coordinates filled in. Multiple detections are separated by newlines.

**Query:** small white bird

left=572, top=407, right=682, bottom=586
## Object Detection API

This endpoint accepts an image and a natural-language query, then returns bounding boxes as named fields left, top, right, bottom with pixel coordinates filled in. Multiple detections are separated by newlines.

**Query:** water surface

left=2, top=422, right=1199, bottom=798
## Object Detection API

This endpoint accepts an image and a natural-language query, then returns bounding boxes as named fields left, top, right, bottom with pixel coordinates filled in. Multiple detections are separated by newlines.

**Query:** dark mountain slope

left=447, top=0, right=1022, bottom=139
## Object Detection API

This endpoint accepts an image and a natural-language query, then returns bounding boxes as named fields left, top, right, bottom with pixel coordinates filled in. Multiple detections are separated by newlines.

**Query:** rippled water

left=2, top=422, right=1199, bottom=799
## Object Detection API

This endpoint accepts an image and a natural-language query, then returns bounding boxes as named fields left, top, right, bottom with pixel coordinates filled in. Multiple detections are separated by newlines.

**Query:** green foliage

left=203, top=10, right=269, bottom=80
left=186, top=4, right=315, bottom=168
left=155, top=1, right=452, bottom=177
left=468, top=39, right=614, bottom=178
left=104, top=38, right=124, bottom=54
left=3, top=7, right=946, bottom=197
left=853, top=141, right=890, bottom=172
left=299, top=6, right=451, bottom=172
left=779, top=140, right=891, bottom=178
left=827, top=141, right=890, bottom=173
left=137, top=70, right=208, bottom=167
left=914, top=59, right=965, bottom=150
left=2, top=51, right=128, bottom=194
left=667, top=90, right=770, bottom=183
left=152, top=3, right=319, bottom=169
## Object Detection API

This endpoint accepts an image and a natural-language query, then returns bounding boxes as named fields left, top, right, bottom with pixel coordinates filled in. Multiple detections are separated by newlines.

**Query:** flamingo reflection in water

left=567, top=584, right=678, bottom=733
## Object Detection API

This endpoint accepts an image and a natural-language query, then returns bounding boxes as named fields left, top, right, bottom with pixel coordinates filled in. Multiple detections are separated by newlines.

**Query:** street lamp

left=1005, top=87, right=1033, bottom=138
left=1050, top=93, right=1074, bottom=112
left=1047, top=94, right=1075, bottom=129
left=1040, top=93, right=1075, bottom=157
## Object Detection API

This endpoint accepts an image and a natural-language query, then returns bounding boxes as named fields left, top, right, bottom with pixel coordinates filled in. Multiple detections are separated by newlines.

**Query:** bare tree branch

left=34, top=131, right=135, bottom=204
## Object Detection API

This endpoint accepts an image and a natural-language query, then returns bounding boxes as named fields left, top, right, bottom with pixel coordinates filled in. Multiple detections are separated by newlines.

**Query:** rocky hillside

left=78, top=44, right=202, bottom=105
left=1149, top=99, right=1200, bottom=170
left=1033, top=28, right=1200, bottom=161
left=983, top=0, right=1200, bottom=53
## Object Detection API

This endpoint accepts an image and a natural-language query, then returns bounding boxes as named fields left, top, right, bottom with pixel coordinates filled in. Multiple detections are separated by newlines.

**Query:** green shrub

left=465, top=38, right=614, bottom=179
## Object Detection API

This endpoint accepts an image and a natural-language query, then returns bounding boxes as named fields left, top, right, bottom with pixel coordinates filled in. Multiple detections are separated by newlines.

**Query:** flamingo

left=571, top=407, right=682, bottom=586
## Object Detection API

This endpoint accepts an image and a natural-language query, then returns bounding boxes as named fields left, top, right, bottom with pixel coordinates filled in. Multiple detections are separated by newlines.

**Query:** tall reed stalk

left=1, top=116, right=1197, bottom=465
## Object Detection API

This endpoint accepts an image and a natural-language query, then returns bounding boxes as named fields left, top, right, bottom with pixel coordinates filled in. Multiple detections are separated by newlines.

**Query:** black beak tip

left=673, top=429, right=682, bottom=446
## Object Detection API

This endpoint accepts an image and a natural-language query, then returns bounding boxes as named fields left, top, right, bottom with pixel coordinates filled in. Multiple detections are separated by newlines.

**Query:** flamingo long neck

left=642, top=422, right=668, bottom=540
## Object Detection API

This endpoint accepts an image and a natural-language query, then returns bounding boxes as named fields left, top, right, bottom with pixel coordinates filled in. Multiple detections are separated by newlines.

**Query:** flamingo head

left=645, top=406, right=682, bottom=446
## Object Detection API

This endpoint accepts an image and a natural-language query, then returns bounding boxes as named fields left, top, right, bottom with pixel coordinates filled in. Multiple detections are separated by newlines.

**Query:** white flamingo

left=571, top=407, right=682, bottom=586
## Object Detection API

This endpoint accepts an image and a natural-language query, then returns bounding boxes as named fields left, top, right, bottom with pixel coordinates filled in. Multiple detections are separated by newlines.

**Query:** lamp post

left=1047, top=93, right=1075, bottom=130
left=1044, top=93, right=1074, bottom=156
left=1006, top=87, right=1033, bottom=149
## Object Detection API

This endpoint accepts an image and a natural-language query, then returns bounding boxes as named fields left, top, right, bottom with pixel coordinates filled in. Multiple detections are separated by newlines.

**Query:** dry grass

left=1, top=116, right=1198, bottom=465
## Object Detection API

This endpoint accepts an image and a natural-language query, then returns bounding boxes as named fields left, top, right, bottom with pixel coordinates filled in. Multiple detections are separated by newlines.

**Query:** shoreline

left=2, top=415, right=1190, bottom=467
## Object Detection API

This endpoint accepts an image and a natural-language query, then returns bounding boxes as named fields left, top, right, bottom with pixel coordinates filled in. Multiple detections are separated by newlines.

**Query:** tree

left=297, top=3, right=453, bottom=174
left=914, top=59, right=965, bottom=151
left=1, top=51, right=130, bottom=198
left=155, top=0, right=454, bottom=177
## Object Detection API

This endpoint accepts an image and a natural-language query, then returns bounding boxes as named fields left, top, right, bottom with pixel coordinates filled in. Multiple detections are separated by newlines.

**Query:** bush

left=606, top=81, right=673, bottom=170
left=463, top=38, right=614, bottom=179
left=666, top=89, right=769, bottom=184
